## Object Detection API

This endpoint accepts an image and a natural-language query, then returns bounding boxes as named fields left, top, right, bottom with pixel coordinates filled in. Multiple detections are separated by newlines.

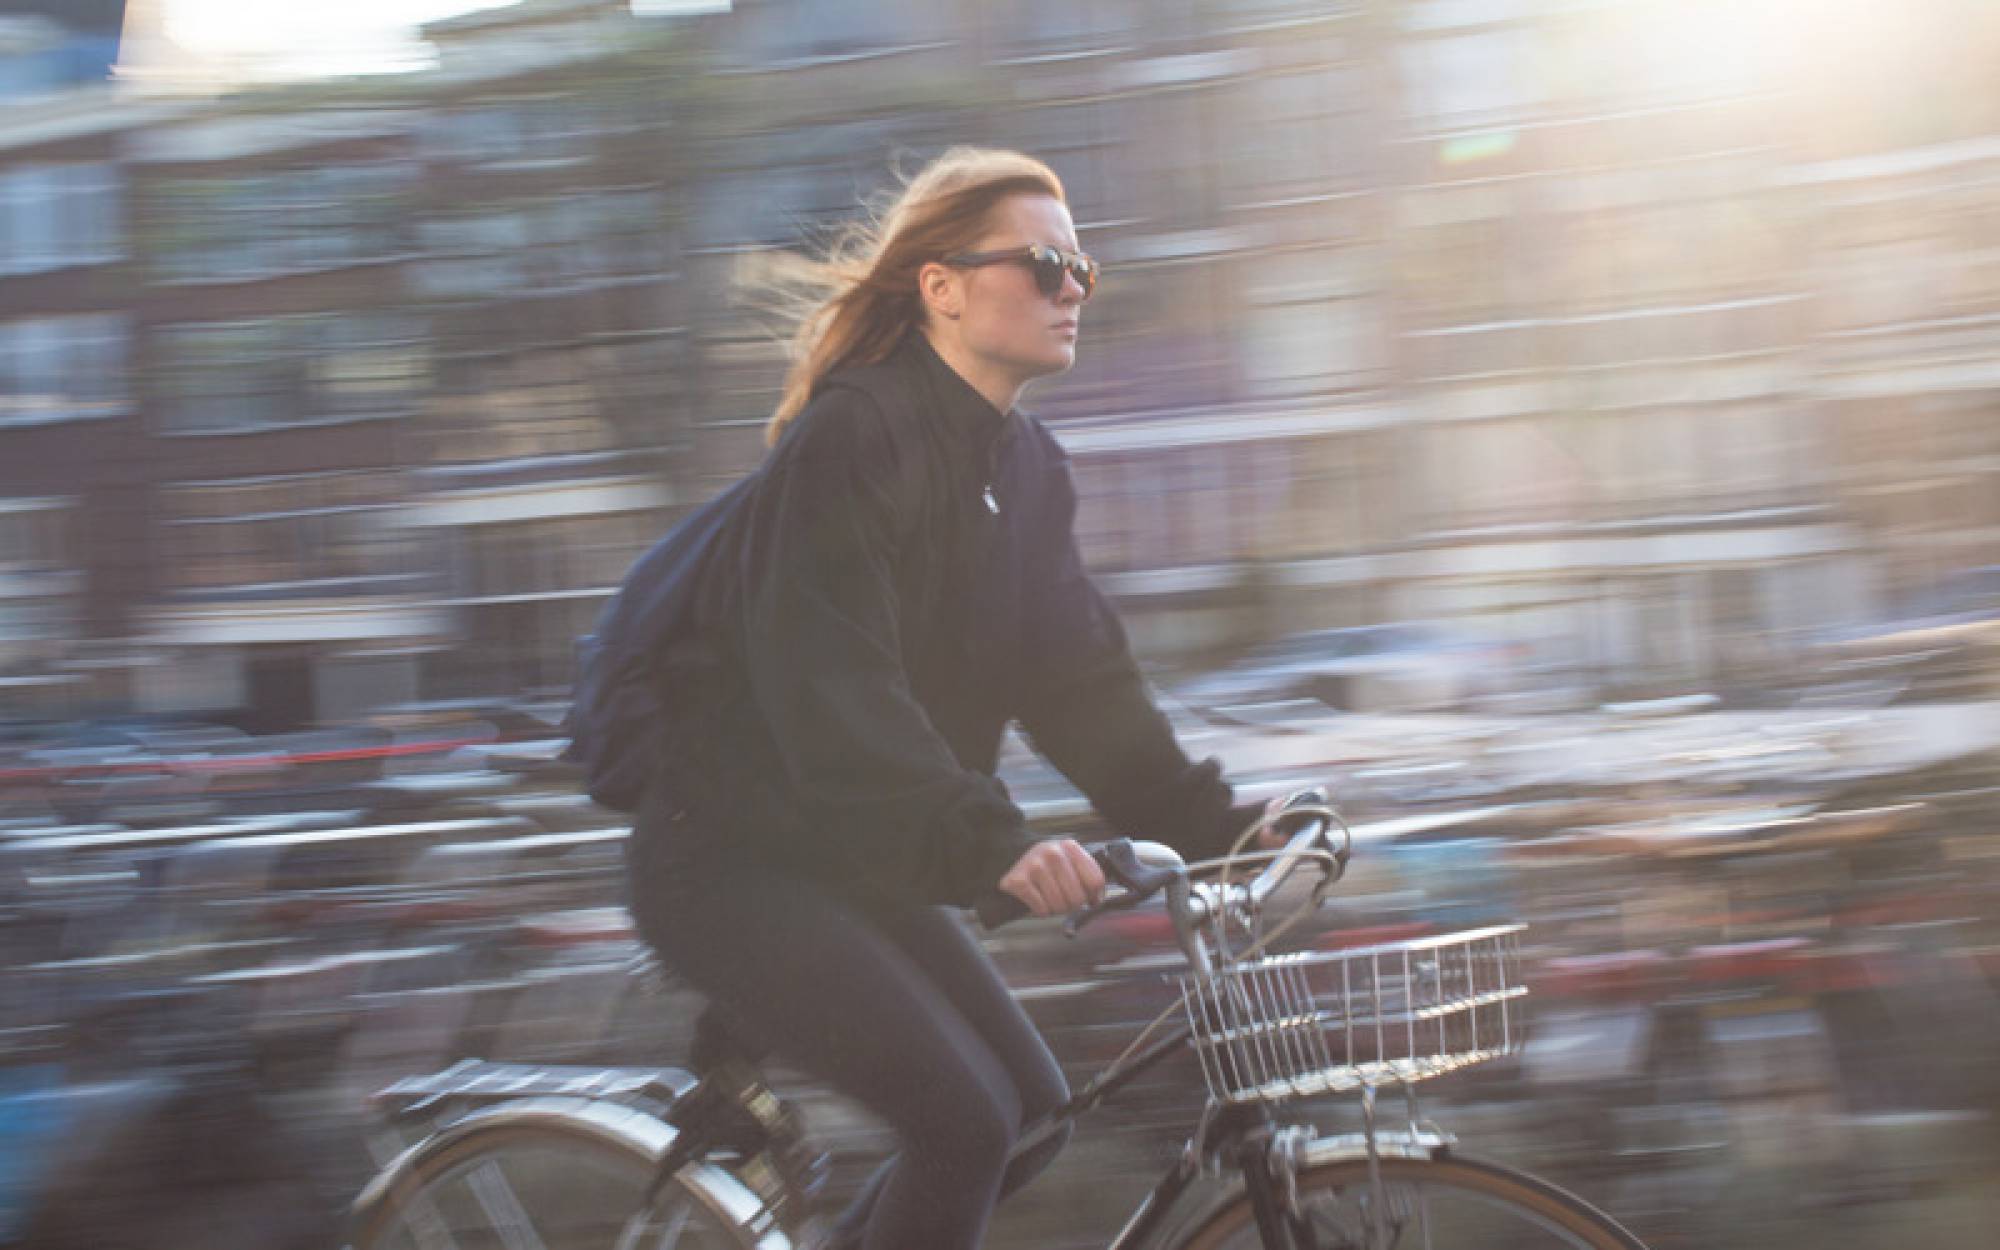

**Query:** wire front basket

left=1178, top=924, right=1527, bottom=1104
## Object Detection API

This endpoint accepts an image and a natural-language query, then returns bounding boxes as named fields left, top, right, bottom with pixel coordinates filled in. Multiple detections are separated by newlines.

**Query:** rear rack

left=371, top=1058, right=695, bottom=1121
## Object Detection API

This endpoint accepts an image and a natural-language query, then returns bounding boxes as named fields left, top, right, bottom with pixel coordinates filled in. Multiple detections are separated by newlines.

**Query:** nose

left=1055, top=269, right=1086, bottom=306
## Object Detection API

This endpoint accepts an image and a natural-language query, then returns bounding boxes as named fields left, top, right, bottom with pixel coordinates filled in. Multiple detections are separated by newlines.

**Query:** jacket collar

left=900, top=329, right=1018, bottom=448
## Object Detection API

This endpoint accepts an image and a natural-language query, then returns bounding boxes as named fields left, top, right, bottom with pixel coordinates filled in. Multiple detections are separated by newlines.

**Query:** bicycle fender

left=349, top=1095, right=793, bottom=1248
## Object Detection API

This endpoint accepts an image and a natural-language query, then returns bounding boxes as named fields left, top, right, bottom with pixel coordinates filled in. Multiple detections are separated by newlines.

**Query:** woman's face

left=946, top=193, right=1088, bottom=387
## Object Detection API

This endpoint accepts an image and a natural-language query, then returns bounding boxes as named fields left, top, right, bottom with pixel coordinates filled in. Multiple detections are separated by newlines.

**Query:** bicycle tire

left=1166, top=1151, right=1648, bottom=1250
left=349, top=1096, right=779, bottom=1250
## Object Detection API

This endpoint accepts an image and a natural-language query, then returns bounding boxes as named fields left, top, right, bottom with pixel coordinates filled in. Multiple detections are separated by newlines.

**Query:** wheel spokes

left=465, top=1159, right=548, bottom=1250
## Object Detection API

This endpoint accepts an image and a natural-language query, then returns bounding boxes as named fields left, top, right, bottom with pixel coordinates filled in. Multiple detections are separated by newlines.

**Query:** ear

left=917, top=260, right=963, bottom=321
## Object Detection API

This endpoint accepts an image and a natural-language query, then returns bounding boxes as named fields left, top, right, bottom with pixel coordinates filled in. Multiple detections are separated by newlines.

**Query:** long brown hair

left=744, top=147, right=1066, bottom=448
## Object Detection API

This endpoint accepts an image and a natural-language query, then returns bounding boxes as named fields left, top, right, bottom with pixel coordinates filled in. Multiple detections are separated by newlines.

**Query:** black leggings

left=627, top=826, right=1071, bottom=1250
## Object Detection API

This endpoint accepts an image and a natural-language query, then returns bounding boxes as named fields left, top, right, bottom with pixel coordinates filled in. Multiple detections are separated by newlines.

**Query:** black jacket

left=641, top=330, right=1253, bottom=906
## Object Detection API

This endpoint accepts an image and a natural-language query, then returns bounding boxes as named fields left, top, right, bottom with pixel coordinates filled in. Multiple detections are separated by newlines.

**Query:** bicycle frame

left=1014, top=1016, right=1211, bottom=1248
left=1003, top=1011, right=1434, bottom=1250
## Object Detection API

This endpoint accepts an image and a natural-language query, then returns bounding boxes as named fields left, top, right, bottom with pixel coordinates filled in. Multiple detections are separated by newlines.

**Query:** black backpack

left=562, top=366, right=925, bottom=813
left=561, top=472, right=758, bottom=812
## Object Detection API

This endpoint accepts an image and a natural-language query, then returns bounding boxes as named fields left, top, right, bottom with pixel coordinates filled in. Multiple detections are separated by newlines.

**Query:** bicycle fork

left=645, top=1059, right=829, bottom=1241
left=1241, top=1084, right=1448, bottom=1250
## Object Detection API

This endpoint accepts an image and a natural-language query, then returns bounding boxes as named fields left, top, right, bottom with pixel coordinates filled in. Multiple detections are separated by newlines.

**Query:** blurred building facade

left=3, top=0, right=1997, bottom=727
left=126, top=101, right=438, bottom=731
left=392, top=0, right=688, bottom=702
left=0, top=0, right=144, bottom=711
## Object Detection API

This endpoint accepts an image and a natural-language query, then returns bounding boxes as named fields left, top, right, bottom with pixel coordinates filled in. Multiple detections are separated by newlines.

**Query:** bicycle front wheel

left=1169, top=1152, right=1648, bottom=1250
left=350, top=1098, right=775, bottom=1250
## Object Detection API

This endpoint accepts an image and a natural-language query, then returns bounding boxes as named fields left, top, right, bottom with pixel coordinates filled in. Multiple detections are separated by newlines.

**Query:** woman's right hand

left=998, top=839, right=1106, bottom=917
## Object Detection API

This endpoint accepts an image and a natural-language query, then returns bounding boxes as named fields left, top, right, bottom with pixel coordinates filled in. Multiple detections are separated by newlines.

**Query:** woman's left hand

left=1245, top=794, right=1294, bottom=851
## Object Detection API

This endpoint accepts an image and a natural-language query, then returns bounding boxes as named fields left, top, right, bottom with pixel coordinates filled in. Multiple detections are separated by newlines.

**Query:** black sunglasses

left=943, top=243, right=1099, bottom=301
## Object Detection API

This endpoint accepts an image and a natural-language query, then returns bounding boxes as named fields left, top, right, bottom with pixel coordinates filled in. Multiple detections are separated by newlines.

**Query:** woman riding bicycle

left=626, top=147, right=1282, bottom=1250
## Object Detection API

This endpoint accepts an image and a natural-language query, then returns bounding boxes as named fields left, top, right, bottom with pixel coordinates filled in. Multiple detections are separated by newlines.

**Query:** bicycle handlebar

left=973, top=787, right=1345, bottom=945
left=1240, top=787, right=1344, bottom=908
left=973, top=837, right=1179, bottom=931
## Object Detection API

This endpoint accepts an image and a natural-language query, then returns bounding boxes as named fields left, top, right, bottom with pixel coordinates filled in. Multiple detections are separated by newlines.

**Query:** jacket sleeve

left=1014, top=441, right=1262, bottom=860
left=737, top=391, right=1035, bottom=906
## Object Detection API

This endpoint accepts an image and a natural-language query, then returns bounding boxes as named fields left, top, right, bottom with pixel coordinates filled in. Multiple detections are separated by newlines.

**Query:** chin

left=1034, top=345, right=1077, bottom=376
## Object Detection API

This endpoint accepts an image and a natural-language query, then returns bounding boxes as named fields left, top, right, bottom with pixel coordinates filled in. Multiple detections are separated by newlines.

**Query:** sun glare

left=158, top=1, right=522, bottom=78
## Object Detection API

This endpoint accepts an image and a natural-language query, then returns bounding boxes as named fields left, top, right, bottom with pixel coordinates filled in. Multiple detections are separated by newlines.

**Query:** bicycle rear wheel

left=1169, top=1152, right=1647, bottom=1250
left=350, top=1098, right=773, bottom=1250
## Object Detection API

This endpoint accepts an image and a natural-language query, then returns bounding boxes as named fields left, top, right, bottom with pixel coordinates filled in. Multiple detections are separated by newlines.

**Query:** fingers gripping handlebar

left=974, top=786, right=1347, bottom=937
left=973, top=837, right=1180, bottom=932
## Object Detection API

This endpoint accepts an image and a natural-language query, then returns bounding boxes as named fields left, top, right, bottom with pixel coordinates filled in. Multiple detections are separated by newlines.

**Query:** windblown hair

left=742, top=147, right=1066, bottom=448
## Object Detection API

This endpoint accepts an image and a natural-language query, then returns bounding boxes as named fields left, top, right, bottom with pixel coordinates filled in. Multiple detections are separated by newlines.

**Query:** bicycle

left=348, top=790, right=1650, bottom=1249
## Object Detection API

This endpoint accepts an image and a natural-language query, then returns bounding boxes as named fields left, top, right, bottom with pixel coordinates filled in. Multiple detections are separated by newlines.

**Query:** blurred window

left=0, top=161, right=121, bottom=273
left=415, top=208, right=531, bottom=297
left=161, top=471, right=407, bottom=594
left=588, top=79, right=661, bottom=134
left=1936, top=399, right=2000, bottom=460
left=308, top=317, right=429, bottom=419
left=740, top=0, right=936, bottom=58
left=697, top=165, right=817, bottom=247
left=426, top=97, right=595, bottom=167
left=1823, top=222, right=1950, bottom=331
left=1397, top=184, right=1527, bottom=326
left=1000, top=0, right=1134, bottom=51
left=698, top=331, right=785, bottom=426
left=1291, top=431, right=1387, bottom=554
left=1624, top=407, right=1700, bottom=511
left=157, top=313, right=426, bottom=435
left=0, top=497, right=71, bottom=572
left=426, top=346, right=623, bottom=462
left=1699, top=403, right=1789, bottom=503
left=1398, top=27, right=1540, bottom=132
left=1560, top=191, right=1788, bottom=315
left=1087, top=452, right=1166, bottom=569
left=1216, top=0, right=1339, bottom=27
left=492, top=189, right=671, bottom=287
left=455, top=513, right=654, bottom=600
left=0, top=314, right=128, bottom=426
left=1539, top=0, right=1767, bottom=112
left=1069, top=452, right=1131, bottom=569
left=1238, top=247, right=1380, bottom=397
left=0, top=495, right=75, bottom=650
left=1010, top=100, right=1125, bottom=227
left=1425, top=417, right=1577, bottom=528
left=150, top=161, right=412, bottom=282
left=1227, top=67, right=1367, bottom=203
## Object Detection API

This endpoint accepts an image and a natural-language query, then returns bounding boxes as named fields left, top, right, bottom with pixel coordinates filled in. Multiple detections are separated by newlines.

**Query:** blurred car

left=368, top=698, right=563, bottom=743
left=1809, top=566, right=2000, bottom=702
left=1168, top=623, right=1512, bottom=714
left=12, top=718, right=268, bottom=827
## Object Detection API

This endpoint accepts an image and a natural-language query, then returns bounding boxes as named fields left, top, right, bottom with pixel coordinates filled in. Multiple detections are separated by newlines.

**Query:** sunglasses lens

left=1071, top=258, right=1096, bottom=300
left=1030, top=247, right=1096, bottom=300
left=1030, top=248, right=1066, bottom=298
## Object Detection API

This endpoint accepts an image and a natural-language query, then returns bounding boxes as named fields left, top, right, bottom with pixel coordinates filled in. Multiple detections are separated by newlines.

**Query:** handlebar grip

left=1096, top=837, right=1179, bottom=898
left=975, top=838, right=1177, bottom=932
left=975, top=891, right=1030, bottom=930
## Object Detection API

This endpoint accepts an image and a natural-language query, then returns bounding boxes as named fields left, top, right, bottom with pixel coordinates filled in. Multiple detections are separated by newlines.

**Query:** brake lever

left=1063, top=839, right=1179, bottom=939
